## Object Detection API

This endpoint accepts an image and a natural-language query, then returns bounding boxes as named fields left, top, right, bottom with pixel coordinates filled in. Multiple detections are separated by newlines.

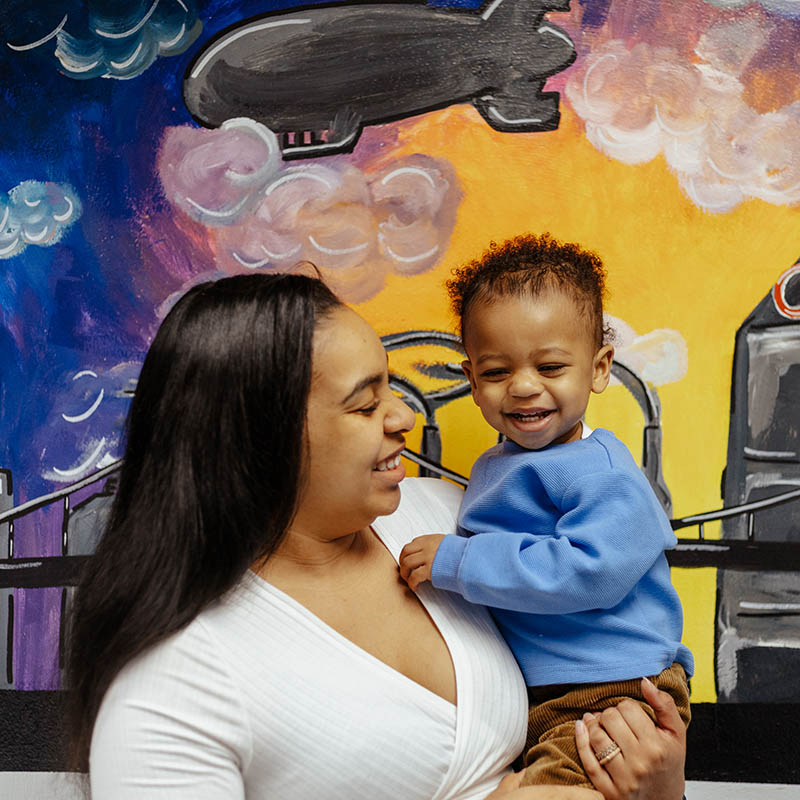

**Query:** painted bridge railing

left=3, top=457, right=800, bottom=590
left=405, top=447, right=800, bottom=571
left=0, top=461, right=121, bottom=590
left=668, top=487, right=800, bottom=570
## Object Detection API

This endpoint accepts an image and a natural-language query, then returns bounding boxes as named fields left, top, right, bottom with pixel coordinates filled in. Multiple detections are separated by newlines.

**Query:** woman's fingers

left=576, top=684, right=687, bottom=800
left=642, top=677, right=686, bottom=742
left=576, top=718, right=619, bottom=800
left=594, top=704, right=640, bottom=753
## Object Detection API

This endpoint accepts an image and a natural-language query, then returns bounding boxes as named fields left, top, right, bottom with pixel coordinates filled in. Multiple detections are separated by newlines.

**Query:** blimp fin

left=473, top=90, right=560, bottom=132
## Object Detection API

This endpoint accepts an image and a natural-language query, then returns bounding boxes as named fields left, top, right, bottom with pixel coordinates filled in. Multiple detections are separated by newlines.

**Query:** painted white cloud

left=42, top=362, right=139, bottom=483
left=606, top=314, right=689, bottom=385
left=564, top=21, right=800, bottom=213
left=158, top=119, right=461, bottom=302
left=0, top=180, right=82, bottom=259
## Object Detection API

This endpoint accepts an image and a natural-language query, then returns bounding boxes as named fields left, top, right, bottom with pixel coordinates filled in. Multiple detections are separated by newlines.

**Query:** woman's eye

left=357, top=403, right=380, bottom=415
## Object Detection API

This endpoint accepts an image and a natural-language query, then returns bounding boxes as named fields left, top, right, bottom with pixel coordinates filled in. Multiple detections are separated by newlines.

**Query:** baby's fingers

left=406, top=565, right=433, bottom=591
left=398, top=543, right=420, bottom=579
left=399, top=551, right=425, bottom=581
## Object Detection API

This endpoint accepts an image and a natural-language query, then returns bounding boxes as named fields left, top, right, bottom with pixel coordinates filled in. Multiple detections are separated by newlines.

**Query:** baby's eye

left=480, top=369, right=508, bottom=379
left=539, top=364, right=566, bottom=373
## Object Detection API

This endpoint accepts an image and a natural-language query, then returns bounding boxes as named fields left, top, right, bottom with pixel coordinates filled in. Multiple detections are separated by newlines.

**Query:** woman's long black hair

left=66, top=272, right=341, bottom=770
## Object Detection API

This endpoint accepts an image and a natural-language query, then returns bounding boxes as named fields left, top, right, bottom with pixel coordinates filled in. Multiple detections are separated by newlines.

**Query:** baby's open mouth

left=506, top=410, right=554, bottom=421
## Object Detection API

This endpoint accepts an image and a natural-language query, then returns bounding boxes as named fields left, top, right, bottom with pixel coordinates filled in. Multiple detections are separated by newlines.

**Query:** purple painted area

left=10, top=507, right=61, bottom=690
left=578, top=0, right=612, bottom=28
left=12, top=482, right=109, bottom=690
left=13, top=588, right=62, bottom=690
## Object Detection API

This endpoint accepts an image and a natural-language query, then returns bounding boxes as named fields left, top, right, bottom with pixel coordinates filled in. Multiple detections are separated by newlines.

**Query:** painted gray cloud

left=183, top=0, right=575, bottom=159
left=0, top=181, right=82, bottom=260
left=6, top=0, right=201, bottom=80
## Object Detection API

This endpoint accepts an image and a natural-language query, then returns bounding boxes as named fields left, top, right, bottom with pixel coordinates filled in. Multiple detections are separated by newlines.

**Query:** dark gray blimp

left=183, top=0, right=576, bottom=159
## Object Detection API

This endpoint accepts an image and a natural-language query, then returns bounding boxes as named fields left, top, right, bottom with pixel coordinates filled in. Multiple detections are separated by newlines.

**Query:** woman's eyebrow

left=341, top=373, right=383, bottom=405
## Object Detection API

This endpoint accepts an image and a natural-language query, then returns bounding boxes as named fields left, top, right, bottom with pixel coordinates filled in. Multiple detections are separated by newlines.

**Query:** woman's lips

left=374, top=453, right=403, bottom=471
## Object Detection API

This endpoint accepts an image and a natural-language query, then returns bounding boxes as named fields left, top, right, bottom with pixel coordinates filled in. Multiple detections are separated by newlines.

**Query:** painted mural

left=1, top=0, right=799, bottom=787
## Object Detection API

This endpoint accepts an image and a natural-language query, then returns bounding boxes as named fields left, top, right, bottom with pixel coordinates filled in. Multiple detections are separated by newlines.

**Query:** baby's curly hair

left=447, top=233, right=610, bottom=348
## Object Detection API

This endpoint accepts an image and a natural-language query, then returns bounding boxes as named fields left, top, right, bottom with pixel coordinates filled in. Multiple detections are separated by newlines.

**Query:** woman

left=68, top=273, right=686, bottom=799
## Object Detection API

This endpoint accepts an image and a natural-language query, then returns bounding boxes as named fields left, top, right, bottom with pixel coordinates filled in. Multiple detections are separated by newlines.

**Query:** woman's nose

left=387, top=394, right=416, bottom=433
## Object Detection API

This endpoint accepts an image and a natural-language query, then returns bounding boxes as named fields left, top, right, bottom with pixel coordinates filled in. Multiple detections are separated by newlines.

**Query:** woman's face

left=295, top=306, right=416, bottom=538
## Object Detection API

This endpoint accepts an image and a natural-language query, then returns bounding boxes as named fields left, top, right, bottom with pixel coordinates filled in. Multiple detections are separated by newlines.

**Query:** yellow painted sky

left=357, top=103, right=799, bottom=702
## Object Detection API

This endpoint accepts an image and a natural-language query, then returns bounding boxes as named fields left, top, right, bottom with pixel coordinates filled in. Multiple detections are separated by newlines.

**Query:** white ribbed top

left=90, top=478, right=527, bottom=799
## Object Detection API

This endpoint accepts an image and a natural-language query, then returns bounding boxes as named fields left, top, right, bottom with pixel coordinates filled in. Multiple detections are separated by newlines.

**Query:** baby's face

left=461, top=289, right=613, bottom=450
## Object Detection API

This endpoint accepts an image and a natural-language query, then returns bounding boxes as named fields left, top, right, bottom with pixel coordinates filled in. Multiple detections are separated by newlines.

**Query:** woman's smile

left=374, top=448, right=405, bottom=473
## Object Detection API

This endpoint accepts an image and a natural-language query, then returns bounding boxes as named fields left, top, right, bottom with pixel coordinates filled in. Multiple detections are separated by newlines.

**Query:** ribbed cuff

left=431, top=534, right=469, bottom=593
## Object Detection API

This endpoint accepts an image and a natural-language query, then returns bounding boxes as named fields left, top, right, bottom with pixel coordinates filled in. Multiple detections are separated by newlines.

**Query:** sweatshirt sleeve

left=430, top=469, right=671, bottom=614
left=90, top=620, right=252, bottom=800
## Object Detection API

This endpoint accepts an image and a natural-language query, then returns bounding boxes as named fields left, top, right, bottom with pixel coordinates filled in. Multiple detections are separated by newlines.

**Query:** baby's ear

left=592, top=345, right=614, bottom=394
left=461, top=360, right=479, bottom=400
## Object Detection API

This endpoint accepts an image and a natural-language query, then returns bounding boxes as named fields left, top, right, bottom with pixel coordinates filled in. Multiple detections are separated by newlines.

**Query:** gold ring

left=595, top=742, right=621, bottom=765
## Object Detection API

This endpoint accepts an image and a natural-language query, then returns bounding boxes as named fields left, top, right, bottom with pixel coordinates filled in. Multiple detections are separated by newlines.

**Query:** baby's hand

left=399, top=534, right=446, bottom=591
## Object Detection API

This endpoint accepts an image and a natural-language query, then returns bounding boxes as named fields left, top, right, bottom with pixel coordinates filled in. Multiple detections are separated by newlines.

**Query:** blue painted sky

left=0, top=0, right=490, bottom=510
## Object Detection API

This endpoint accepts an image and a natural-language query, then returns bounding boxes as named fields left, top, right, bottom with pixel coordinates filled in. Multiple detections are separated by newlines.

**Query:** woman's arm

left=90, top=623, right=250, bottom=800
left=486, top=773, right=601, bottom=799
left=486, top=679, right=685, bottom=800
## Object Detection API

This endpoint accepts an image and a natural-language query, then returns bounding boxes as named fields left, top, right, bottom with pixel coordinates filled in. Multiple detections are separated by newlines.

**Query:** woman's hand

left=485, top=772, right=600, bottom=799
left=485, top=771, right=524, bottom=797
left=575, top=677, right=686, bottom=800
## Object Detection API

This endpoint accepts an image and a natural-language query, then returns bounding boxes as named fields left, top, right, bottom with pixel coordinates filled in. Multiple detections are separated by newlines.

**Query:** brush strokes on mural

left=183, top=0, right=576, bottom=157
left=1, top=0, right=799, bottom=729
left=5, top=0, right=202, bottom=80
left=158, top=119, right=462, bottom=300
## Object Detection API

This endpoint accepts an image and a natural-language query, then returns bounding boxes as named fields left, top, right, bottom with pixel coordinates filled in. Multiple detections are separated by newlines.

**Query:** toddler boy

left=399, top=233, right=693, bottom=788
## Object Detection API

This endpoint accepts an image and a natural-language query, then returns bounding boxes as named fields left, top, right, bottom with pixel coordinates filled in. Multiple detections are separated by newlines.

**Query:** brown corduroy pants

left=519, top=662, right=691, bottom=788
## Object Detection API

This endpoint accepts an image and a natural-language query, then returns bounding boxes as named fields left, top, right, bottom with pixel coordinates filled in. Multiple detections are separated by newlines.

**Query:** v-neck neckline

left=245, top=522, right=458, bottom=712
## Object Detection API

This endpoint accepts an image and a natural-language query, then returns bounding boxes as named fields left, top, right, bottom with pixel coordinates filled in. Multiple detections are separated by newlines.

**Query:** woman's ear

left=591, top=345, right=614, bottom=394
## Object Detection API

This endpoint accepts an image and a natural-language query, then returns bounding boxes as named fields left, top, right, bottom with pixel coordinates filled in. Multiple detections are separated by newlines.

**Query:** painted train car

left=715, top=261, right=800, bottom=702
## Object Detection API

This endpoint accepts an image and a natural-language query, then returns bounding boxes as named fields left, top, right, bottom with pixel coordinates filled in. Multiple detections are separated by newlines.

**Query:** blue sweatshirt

left=431, top=429, right=694, bottom=687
